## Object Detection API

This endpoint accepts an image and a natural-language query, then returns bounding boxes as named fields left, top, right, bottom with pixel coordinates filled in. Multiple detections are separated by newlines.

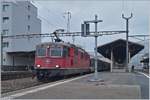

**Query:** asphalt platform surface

left=2, top=72, right=149, bottom=99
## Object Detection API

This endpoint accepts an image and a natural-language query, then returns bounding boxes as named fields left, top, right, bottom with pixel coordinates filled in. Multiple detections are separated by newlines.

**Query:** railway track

left=1, top=73, right=86, bottom=94
left=2, top=77, right=41, bottom=94
left=1, top=71, right=33, bottom=81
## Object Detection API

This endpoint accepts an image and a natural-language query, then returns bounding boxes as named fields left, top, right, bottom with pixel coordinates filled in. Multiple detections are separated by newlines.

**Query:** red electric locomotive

left=34, top=42, right=91, bottom=81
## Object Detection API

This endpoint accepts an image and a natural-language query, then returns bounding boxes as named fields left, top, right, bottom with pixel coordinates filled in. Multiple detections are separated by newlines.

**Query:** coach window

left=36, top=47, right=46, bottom=57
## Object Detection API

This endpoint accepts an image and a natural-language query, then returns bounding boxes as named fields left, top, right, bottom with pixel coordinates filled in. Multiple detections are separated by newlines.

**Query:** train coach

left=90, top=57, right=110, bottom=72
left=34, top=42, right=91, bottom=81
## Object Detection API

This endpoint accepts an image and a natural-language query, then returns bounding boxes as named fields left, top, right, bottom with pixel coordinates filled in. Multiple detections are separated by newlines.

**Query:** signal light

left=81, top=23, right=90, bottom=36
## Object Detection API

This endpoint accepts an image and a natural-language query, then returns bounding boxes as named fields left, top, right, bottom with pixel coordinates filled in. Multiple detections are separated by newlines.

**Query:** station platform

left=2, top=72, right=149, bottom=99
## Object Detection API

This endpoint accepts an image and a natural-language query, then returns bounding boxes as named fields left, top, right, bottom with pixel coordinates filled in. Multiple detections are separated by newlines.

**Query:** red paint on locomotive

left=35, top=42, right=90, bottom=70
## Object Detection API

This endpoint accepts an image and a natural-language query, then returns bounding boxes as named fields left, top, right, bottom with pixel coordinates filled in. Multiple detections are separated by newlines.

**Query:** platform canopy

left=7, top=51, right=35, bottom=57
left=97, top=39, right=144, bottom=64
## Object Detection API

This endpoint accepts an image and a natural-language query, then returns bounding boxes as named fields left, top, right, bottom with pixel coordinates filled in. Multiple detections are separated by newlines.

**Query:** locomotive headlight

left=56, top=65, right=59, bottom=68
left=37, top=64, right=41, bottom=68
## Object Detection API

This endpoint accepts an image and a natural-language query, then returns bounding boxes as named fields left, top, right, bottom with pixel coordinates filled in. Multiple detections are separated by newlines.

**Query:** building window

left=2, top=4, right=9, bottom=12
left=3, top=58, right=6, bottom=62
left=28, top=5, right=30, bottom=11
left=27, top=25, right=30, bottom=31
left=28, top=15, right=30, bottom=20
left=2, top=42, right=9, bottom=48
left=3, top=17, right=9, bottom=23
left=2, top=29, right=9, bottom=36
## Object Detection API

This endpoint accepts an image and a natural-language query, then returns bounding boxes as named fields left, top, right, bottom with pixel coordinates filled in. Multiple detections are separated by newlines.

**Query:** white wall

left=2, top=1, right=41, bottom=52
left=1, top=1, right=41, bottom=66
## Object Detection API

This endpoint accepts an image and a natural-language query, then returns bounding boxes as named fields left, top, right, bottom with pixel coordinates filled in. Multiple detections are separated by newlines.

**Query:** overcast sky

left=32, top=0, right=150, bottom=52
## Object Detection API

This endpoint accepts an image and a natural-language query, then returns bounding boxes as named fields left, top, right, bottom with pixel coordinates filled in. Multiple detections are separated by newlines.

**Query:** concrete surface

left=15, top=82, right=141, bottom=99
left=2, top=72, right=149, bottom=99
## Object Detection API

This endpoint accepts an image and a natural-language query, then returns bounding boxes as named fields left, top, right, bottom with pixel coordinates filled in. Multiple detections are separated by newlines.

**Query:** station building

left=1, top=1, right=41, bottom=71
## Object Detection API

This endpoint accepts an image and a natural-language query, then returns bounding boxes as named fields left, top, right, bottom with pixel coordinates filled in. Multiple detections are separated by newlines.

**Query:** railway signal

left=81, top=23, right=90, bottom=36
left=81, top=15, right=103, bottom=81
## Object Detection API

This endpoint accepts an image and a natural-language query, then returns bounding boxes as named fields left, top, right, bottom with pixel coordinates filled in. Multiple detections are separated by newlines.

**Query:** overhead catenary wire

left=121, top=0, right=134, bottom=15
left=32, top=1, right=65, bottom=27
left=17, top=1, right=61, bottom=31
left=2, top=31, right=127, bottom=39
left=38, top=16, right=57, bottom=29
left=122, top=0, right=125, bottom=14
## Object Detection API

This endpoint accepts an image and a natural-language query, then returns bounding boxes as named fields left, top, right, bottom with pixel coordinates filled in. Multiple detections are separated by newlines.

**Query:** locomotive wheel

left=37, top=75, right=43, bottom=81
left=36, top=72, right=47, bottom=82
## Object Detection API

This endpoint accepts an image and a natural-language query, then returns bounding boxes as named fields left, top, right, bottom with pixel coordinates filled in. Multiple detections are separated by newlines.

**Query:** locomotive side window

left=81, top=52, right=84, bottom=59
left=63, top=47, right=69, bottom=57
left=50, top=47, right=62, bottom=57
left=74, top=47, right=78, bottom=55
left=36, top=47, right=46, bottom=57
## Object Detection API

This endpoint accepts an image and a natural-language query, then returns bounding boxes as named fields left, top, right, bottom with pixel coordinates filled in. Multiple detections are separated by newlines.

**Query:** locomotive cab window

left=36, top=47, right=46, bottom=57
left=50, top=47, right=62, bottom=57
